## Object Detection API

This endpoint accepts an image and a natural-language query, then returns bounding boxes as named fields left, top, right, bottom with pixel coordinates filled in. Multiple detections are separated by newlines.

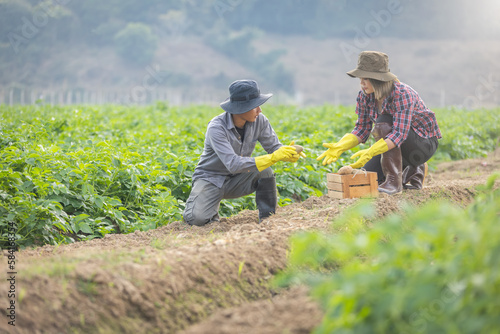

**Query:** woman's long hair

left=369, top=78, right=397, bottom=100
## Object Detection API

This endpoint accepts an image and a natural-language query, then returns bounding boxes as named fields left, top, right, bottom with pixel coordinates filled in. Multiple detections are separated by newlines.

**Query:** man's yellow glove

left=255, top=145, right=298, bottom=172
left=317, top=133, right=359, bottom=165
left=282, top=141, right=307, bottom=162
left=349, top=138, right=389, bottom=169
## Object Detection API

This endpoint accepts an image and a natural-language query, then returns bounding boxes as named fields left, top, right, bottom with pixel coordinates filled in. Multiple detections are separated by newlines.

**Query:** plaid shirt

left=352, top=81, right=442, bottom=147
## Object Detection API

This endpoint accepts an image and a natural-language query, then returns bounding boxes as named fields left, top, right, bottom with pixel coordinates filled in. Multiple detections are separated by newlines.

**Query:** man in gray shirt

left=183, top=79, right=303, bottom=226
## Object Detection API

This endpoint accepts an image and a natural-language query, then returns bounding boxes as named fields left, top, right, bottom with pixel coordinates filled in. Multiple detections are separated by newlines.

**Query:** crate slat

left=348, top=185, right=373, bottom=198
left=327, top=182, right=344, bottom=191
left=327, top=190, right=344, bottom=199
left=327, top=173, right=374, bottom=186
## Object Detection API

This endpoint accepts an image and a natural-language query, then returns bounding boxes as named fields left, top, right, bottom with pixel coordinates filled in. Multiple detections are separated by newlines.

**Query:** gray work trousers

left=183, top=168, right=273, bottom=226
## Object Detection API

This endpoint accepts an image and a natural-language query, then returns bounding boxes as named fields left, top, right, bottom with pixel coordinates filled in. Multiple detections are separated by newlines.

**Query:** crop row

left=0, top=103, right=499, bottom=247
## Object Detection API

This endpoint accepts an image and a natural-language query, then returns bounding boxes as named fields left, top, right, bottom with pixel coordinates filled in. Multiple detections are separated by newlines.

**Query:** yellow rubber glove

left=317, top=133, right=359, bottom=165
left=349, top=138, right=389, bottom=169
left=282, top=141, right=306, bottom=162
left=255, top=145, right=298, bottom=171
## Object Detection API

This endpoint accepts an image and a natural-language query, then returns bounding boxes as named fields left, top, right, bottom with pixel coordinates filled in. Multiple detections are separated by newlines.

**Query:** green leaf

left=73, top=214, right=90, bottom=223
left=78, top=223, right=93, bottom=234
left=112, top=157, right=122, bottom=168
left=107, top=198, right=122, bottom=206
left=95, top=196, right=104, bottom=209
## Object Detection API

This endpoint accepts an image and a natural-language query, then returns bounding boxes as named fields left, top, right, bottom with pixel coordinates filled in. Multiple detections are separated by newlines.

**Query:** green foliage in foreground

left=0, top=103, right=499, bottom=247
left=276, top=174, right=500, bottom=333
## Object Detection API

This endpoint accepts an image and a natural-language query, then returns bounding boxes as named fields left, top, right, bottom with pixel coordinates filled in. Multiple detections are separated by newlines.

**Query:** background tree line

left=1, top=0, right=498, bottom=99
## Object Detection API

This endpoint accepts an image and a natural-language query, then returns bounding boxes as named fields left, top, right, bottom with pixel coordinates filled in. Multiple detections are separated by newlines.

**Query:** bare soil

left=1, top=149, right=499, bottom=334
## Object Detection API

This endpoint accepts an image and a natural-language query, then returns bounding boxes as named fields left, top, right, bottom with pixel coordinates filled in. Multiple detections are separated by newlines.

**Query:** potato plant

left=0, top=103, right=499, bottom=247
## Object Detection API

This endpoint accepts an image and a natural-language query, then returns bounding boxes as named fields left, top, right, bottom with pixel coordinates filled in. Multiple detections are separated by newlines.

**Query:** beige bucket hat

left=347, top=51, right=397, bottom=81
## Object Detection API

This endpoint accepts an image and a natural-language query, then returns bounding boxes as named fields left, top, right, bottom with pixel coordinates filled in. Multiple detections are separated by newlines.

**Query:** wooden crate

left=327, top=172, right=378, bottom=199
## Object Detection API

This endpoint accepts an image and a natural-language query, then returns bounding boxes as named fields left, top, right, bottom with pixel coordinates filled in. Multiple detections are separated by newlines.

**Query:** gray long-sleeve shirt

left=192, top=111, right=282, bottom=188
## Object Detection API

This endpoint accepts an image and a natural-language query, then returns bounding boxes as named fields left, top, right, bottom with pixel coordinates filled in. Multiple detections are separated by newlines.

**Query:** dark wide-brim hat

left=220, top=79, right=272, bottom=114
left=347, top=51, right=397, bottom=82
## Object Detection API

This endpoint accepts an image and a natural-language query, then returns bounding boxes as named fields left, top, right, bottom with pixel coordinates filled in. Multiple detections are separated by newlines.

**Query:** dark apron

left=364, top=114, right=439, bottom=181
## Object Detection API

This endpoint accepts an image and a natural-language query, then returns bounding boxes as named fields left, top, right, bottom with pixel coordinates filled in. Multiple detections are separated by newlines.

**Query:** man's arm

left=255, top=114, right=282, bottom=154
left=207, top=126, right=258, bottom=174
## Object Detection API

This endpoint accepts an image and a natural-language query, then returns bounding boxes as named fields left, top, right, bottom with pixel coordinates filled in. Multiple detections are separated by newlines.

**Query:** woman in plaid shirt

left=317, top=51, right=442, bottom=195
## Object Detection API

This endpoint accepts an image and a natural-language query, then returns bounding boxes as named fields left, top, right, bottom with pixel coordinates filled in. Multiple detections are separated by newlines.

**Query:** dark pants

left=364, top=114, right=439, bottom=182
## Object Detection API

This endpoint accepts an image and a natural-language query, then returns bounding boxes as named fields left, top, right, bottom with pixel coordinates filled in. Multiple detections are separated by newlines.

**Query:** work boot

left=255, top=175, right=277, bottom=223
left=371, top=121, right=402, bottom=195
left=402, top=162, right=428, bottom=190
left=378, top=147, right=403, bottom=195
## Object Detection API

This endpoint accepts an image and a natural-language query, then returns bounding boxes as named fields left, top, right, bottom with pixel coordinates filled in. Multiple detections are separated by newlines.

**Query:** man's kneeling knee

left=183, top=212, right=209, bottom=226
left=184, top=211, right=219, bottom=227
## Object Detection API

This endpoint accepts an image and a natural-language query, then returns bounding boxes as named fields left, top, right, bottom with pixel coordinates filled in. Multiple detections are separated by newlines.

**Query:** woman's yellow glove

left=317, top=133, right=359, bottom=165
left=349, top=138, right=389, bottom=169
left=255, top=145, right=298, bottom=171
